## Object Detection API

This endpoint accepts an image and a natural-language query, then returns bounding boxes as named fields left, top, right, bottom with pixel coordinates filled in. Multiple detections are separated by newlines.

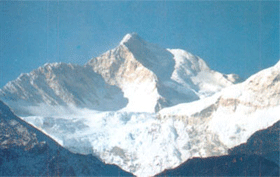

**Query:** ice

left=21, top=111, right=190, bottom=176
left=208, top=105, right=280, bottom=148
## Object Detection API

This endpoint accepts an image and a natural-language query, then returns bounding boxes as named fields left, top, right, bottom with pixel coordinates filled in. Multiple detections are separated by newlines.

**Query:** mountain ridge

left=0, top=33, right=239, bottom=115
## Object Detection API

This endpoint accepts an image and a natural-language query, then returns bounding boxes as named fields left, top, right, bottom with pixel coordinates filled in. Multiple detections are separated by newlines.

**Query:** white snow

left=159, top=92, right=221, bottom=116
left=168, top=49, right=235, bottom=98
left=120, top=79, right=160, bottom=113
left=208, top=105, right=280, bottom=148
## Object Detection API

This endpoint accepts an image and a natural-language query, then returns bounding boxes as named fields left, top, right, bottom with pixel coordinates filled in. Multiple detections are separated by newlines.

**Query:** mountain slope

left=0, top=63, right=127, bottom=116
left=0, top=100, right=132, bottom=176
left=207, top=59, right=280, bottom=148
left=169, top=49, right=241, bottom=97
left=160, top=59, right=280, bottom=148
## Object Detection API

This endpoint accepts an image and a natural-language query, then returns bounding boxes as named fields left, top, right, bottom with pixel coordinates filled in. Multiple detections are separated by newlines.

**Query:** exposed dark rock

left=156, top=154, right=279, bottom=176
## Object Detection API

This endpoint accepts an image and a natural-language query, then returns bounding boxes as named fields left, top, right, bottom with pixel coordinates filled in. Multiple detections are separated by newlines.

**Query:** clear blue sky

left=0, top=1, right=279, bottom=87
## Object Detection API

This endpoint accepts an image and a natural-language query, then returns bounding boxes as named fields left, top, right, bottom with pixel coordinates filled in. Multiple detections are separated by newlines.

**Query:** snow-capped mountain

left=87, top=33, right=240, bottom=112
left=17, top=60, right=279, bottom=176
left=0, top=33, right=279, bottom=176
left=0, top=100, right=132, bottom=176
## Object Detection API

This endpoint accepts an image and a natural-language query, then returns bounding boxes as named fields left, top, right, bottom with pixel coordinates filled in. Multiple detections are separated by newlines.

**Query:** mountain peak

left=119, top=32, right=143, bottom=45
